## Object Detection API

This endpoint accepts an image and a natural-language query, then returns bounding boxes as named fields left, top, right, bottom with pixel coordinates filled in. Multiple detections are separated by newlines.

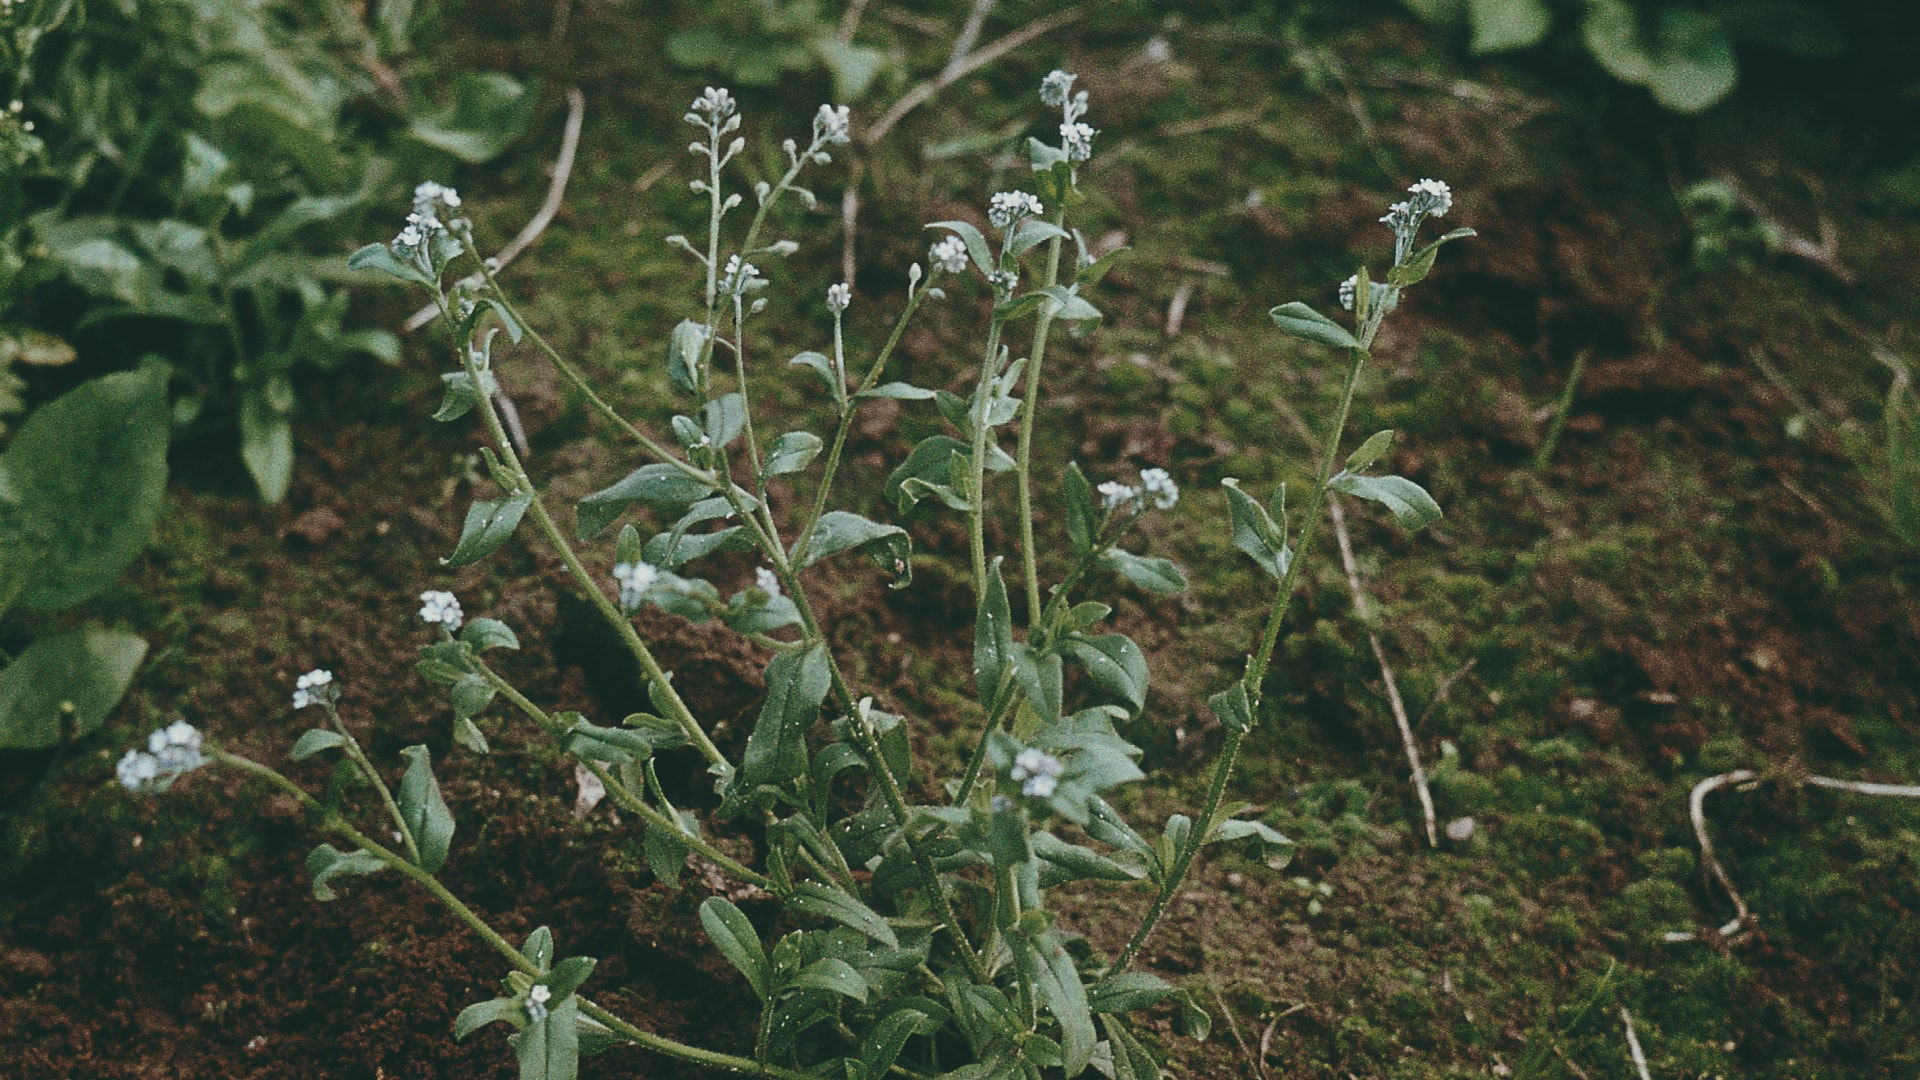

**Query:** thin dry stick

left=1620, top=1007, right=1653, bottom=1080
left=1328, top=494, right=1439, bottom=848
left=861, top=5, right=1086, bottom=146
left=837, top=0, right=871, bottom=42
left=403, top=87, right=588, bottom=333
left=943, top=0, right=997, bottom=75
left=1414, top=656, right=1476, bottom=730
left=840, top=157, right=863, bottom=286
left=1665, top=768, right=1920, bottom=942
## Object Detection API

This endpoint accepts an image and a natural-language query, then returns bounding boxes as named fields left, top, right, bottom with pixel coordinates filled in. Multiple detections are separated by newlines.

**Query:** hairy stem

left=1015, top=211, right=1068, bottom=625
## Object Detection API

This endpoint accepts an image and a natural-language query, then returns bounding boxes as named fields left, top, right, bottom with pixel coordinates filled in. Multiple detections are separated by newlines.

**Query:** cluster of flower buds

left=5, top=97, right=32, bottom=135
left=613, top=561, right=658, bottom=612
left=812, top=103, right=852, bottom=147
left=753, top=566, right=782, bottom=597
left=988, top=190, right=1044, bottom=231
left=1098, top=467, right=1180, bottom=514
left=292, top=668, right=335, bottom=710
left=117, top=721, right=206, bottom=793
left=719, top=254, right=767, bottom=297
left=390, top=180, right=465, bottom=272
left=1379, top=177, right=1452, bottom=262
left=1041, top=69, right=1096, bottom=162
left=826, top=282, right=852, bottom=314
left=525, top=984, right=552, bottom=1023
left=1010, top=747, right=1064, bottom=798
left=930, top=235, right=969, bottom=275
left=418, top=589, right=463, bottom=631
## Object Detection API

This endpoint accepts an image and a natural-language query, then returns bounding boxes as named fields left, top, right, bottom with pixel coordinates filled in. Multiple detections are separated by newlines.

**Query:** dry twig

left=1328, top=495, right=1439, bottom=848
left=1620, top=1007, right=1653, bottom=1080
left=862, top=6, right=1086, bottom=146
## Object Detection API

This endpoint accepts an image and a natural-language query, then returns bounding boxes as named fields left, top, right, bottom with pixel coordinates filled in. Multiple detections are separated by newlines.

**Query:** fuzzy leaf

left=444, top=492, right=532, bottom=566
left=737, top=643, right=831, bottom=789
left=1269, top=301, right=1361, bottom=350
left=1326, top=471, right=1443, bottom=531
left=1061, top=633, right=1148, bottom=712
left=789, top=881, right=899, bottom=948
left=699, top=897, right=770, bottom=1000
left=398, top=745, right=456, bottom=873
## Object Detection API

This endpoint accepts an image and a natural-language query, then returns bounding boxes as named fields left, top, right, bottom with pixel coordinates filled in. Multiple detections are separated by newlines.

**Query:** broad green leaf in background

left=0, top=365, right=168, bottom=612
left=0, top=629, right=147, bottom=749
left=408, top=73, right=537, bottom=163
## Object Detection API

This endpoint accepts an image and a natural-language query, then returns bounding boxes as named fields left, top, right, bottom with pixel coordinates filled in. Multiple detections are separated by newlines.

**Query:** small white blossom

left=1010, top=747, right=1064, bottom=798
left=526, top=984, right=552, bottom=1023
left=613, top=561, right=658, bottom=611
left=991, top=795, right=1013, bottom=813
left=986, top=269, right=1018, bottom=293
left=930, top=235, right=969, bottom=274
left=813, top=104, right=852, bottom=145
left=826, top=282, right=852, bottom=314
left=1039, top=70, right=1078, bottom=108
left=1338, top=274, right=1358, bottom=312
left=1406, top=178, right=1453, bottom=217
left=1097, top=480, right=1140, bottom=512
left=988, top=191, right=1043, bottom=230
left=1140, top=467, right=1179, bottom=510
left=118, top=723, right=207, bottom=793
left=292, top=669, right=334, bottom=710
left=418, top=590, right=463, bottom=631
left=754, top=567, right=782, bottom=597
left=391, top=223, right=426, bottom=256
left=720, top=254, right=766, bottom=295
left=1060, top=121, right=1097, bottom=162
left=412, top=181, right=461, bottom=217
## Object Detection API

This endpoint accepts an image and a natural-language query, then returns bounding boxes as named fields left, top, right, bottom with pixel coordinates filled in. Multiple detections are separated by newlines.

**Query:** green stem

left=475, top=663, right=775, bottom=890
left=213, top=751, right=812, bottom=1080
left=1015, top=211, right=1069, bottom=625
left=1532, top=350, right=1588, bottom=470
left=323, top=701, right=420, bottom=865
left=1108, top=343, right=1371, bottom=975
left=965, top=319, right=1007, bottom=594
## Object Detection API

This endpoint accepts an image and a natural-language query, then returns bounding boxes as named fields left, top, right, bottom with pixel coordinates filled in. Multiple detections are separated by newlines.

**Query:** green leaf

left=1061, top=633, right=1148, bottom=712
left=1015, top=930, right=1096, bottom=1076
left=926, top=220, right=991, bottom=273
left=737, top=643, right=831, bottom=789
left=290, top=728, right=346, bottom=761
left=239, top=394, right=293, bottom=503
left=347, top=241, right=433, bottom=286
left=1221, top=478, right=1290, bottom=580
left=306, top=843, right=387, bottom=901
left=576, top=464, right=716, bottom=538
left=1207, top=816, right=1296, bottom=870
left=1887, top=380, right=1920, bottom=547
left=789, top=958, right=869, bottom=1003
left=1087, top=972, right=1176, bottom=1015
left=792, top=511, right=911, bottom=586
left=974, top=557, right=1014, bottom=699
left=1008, top=218, right=1070, bottom=257
left=460, top=618, right=520, bottom=652
left=645, top=811, right=694, bottom=884
left=522, top=926, right=556, bottom=971
left=1208, top=683, right=1255, bottom=735
left=703, top=392, right=747, bottom=448
left=434, top=370, right=490, bottom=422
left=1269, top=301, right=1361, bottom=351
left=1467, top=0, right=1551, bottom=53
left=1175, top=989, right=1212, bottom=1041
left=763, top=431, right=823, bottom=477
left=699, top=897, right=770, bottom=1000
left=0, top=630, right=146, bottom=749
left=444, top=492, right=532, bottom=566
left=408, top=73, right=537, bottom=162
left=0, top=367, right=169, bottom=611
left=1346, top=430, right=1397, bottom=472
left=1039, top=285, right=1102, bottom=322
left=564, top=716, right=679, bottom=765
left=1011, top=643, right=1063, bottom=723
left=1032, top=831, right=1146, bottom=886
left=669, top=320, right=710, bottom=392
left=812, top=36, right=885, bottom=101
left=1326, top=472, right=1444, bottom=531
left=1096, top=549, right=1187, bottom=595
left=454, top=997, right=520, bottom=1039
left=451, top=672, right=496, bottom=720
left=857, top=382, right=937, bottom=401
left=1063, top=462, right=1097, bottom=555
left=858, top=1009, right=928, bottom=1080
left=454, top=716, right=490, bottom=754
left=789, top=881, right=899, bottom=948
left=787, top=350, right=838, bottom=395
left=398, top=745, right=456, bottom=873
left=509, top=994, right=580, bottom=1080
left=545, top=955, right=598, bottom=1000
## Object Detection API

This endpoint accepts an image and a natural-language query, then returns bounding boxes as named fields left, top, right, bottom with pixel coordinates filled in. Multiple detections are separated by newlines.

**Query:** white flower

left=813, top=103, right=852, bottom=145
left=1010, top=747, right=1064, bottom=798
left=687, top=86, right=737, bottom=126
left=1060, top=121, right=1097, bottom=162
left=720, top=254, right=765, bottom=295
left=754, top=567, right=781, bottom=597
left=412, top=181, right=461, bottom=214
left=418, top=590, right=463, bottom=631
left=1338, top=274, right=1358, bottom=312
left=1379, top=200, right=1413, bottom=230
left=826, top=282, right=852, bottom=314
left=1040, top=70, right=1078, bottom=108
left=613, top=561, right=658, bottom=611
left=988, top=191, right=1043, bottom=230
left=391, top=223, right=425, bottom=255
left=987, top=269, right=1018, bottom=293
left=119, top=723, right=207, bottom=793
left=990, top=795, right=1013, bottom=813
left=1140, top=467, right=1179, bottom=510
left=930, top=235, right=969, bottom=274
left=526, top=984, right=552, bottom=1023
left=293, top=669, right=334, bottom=710
left=1097, top=480, right=1140, bottom=512
left=1406, top=178, right=1452, bottom=217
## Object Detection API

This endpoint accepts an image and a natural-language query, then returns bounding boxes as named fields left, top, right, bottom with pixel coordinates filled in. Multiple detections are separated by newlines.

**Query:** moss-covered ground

left=4, top=2, right=1919, bottom=1077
